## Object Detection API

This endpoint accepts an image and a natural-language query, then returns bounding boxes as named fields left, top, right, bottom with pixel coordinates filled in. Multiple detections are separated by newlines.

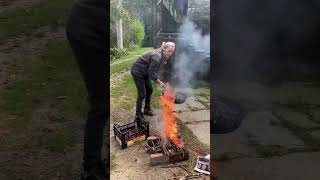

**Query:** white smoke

left=173, top=18, right=210, bottom=88
left=178, top=19, right=210, bottom=52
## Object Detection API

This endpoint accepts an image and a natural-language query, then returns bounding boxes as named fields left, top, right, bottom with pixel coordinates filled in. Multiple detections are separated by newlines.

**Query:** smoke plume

left=173, top=18, right=210, bottom=88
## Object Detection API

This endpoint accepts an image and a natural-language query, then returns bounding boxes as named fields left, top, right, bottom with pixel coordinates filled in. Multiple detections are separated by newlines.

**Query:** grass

left=192, top=87, right=210, bottom=97
left=111, top=59, right=135, bottom=75
left=111, top=74, right=137, bottom=110
left=0, top=0, right=18, bottom=6
left=0, top=39, right=86, bottom=153
left=110, top=47, right=152, bottom=75
left=37, top=128, right=77, bottom=153
left=110, top=154, right=117, bottom=170
left=111, top=47, right=152, bottom=63
left=0, top=0, right=73, bottom=42
left=111, top=73, right=162, bottom=110
left=110, top=47, right=163, bottom=110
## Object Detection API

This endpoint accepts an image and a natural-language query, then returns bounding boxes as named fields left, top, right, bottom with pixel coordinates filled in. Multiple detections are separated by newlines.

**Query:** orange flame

left=160, top=83, right=183, bottom=148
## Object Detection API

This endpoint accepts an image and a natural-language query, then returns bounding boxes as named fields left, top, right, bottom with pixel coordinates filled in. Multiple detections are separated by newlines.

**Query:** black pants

left=131, top=72, right=153, bottom=114
left=66, top=3, right=108, bottom=161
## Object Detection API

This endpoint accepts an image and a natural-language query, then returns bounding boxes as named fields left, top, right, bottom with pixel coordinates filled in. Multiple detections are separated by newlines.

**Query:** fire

left=160, top=83, right=183, bottom=148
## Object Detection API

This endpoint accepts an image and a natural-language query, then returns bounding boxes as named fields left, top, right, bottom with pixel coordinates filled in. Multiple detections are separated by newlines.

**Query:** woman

left=131, top=42, right=175, bottom=118
left=66, top=0, right=107, bottom=179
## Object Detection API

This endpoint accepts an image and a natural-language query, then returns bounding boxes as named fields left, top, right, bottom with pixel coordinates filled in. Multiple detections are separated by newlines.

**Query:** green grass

left=0, top=0, right=18, bottom=6
left=192, top=87, right=210, bottom=97
left=0, top=39, right=86, bottom=152
left=111, top=47, right=163, bottom=110
left=111, top=59, right=135, bottom=75
left=0, top=0, right=73, bottom=42
left=152, top=86, right=162, bottom=109
left=35, top=128, right=77, bottom=153
left=110, top=47, right=152, bottom=75
left=111, top=73, right=161, bottom=110
left=0, top=0, right=12, bottom=6
left=111, top=47, right=152, bottom=63
left=110, top=154, right=117, bottom=170
left=112, top=56, right=139, bottom=65
left=111, top=74, right=137, bottom=110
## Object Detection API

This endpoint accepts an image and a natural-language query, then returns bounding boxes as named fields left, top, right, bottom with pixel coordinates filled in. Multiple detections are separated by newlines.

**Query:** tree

left=122, top=0, right=153, bottom=46
left=110, top=0, right=145, bottom=48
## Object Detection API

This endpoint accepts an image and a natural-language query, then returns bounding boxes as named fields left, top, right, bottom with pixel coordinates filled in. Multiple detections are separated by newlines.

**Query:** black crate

left=113, top=117, right=149, bottom=149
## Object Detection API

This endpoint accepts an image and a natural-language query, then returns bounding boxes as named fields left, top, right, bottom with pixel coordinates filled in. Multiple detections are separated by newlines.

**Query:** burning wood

left=163, top=140, right=189, bottom=164
left=146, top=83, right=189, bottom=165
left=162, top=140, right=183, bottom=155
left=160, top=83, right=183, bottom=148
left=147, top=136, right=189, bottom=165
left=146, top=136, right=162, bottom=154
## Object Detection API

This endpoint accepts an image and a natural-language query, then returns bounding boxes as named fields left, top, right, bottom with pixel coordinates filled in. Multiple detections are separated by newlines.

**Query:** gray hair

left=160, top=41, right=175, bottom=49
left=156, top=42, right=175, bottom=53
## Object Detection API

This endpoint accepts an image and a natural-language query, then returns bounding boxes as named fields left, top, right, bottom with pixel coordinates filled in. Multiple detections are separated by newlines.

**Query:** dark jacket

left=131, top=51, right=164, bottom=81
left=158, top=58, right=173, bottom=83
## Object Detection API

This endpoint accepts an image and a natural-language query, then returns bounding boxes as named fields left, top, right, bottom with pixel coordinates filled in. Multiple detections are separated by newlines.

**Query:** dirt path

left=0, top=27, right=86, bottom=180
left=0, top=27, right=64, bottom=90
left=110, top=70, right=130, bottom=89
left=0, top=0, right=45, bottom=13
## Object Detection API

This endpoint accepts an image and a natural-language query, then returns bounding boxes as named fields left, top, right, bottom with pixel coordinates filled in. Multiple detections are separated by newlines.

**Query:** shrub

left=110, top=48, right=128, bottom=60
left=131, top=20, right=145, bottom=47
left=123, top=16, right=145, bottom=48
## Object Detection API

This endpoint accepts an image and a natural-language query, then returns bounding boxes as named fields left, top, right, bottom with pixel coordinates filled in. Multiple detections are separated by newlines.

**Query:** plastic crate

left=113, top=117, right=149, bottom=149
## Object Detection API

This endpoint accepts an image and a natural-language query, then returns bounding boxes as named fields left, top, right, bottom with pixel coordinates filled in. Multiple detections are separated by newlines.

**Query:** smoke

left=213, top=0, right=320, bottom=82
left=173, top=18, right=210, bottom=88
left=178, top=19, right=210, bottom=52
left=154, top=115, right=164, bottom=134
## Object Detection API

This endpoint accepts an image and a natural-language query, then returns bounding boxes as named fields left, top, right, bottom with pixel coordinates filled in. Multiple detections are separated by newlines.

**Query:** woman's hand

left=156, top=79, right=165, bottom=88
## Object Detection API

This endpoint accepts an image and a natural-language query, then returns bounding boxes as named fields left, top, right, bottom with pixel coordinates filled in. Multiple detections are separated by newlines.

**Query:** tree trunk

left=116, top=18, right=123, bottom=49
